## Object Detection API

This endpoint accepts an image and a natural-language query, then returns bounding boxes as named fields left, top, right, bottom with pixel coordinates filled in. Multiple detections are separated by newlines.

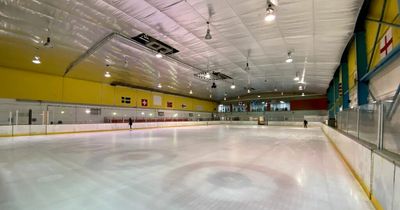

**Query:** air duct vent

left=244, top=87, right=256, bottom=91
left=194, top=71, right=232, bottom=81
left=132, top=33, right=179, bottom=55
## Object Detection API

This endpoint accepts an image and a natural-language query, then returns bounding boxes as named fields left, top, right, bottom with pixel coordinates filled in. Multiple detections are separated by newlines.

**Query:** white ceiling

left=0, top=0, right=363, bottom=100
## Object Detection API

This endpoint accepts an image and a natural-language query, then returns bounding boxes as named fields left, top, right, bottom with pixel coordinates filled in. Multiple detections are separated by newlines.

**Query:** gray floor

left=0, top=125, right=373, bottom=210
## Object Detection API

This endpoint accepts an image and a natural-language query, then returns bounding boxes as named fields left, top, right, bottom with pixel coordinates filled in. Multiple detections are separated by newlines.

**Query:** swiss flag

left=141, top=99, right=148, bottom=106
left=167, top=102, right=173, bottom=108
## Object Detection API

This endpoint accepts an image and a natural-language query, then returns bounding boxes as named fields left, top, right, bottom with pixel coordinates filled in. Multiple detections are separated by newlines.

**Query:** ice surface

left=0, top=125, right=373, bottom=210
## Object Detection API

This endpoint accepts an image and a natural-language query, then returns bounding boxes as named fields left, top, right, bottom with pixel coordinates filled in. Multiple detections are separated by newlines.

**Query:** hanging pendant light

left=294, top=72, right=300, bottom=81
left=205, top=21, right=212, bottom=40
left=104, top=71, right=111, bottom=78
left=244, top=56, right=250, bottom=71
left=32, top=56, right=41, bottom=64
left=155, top=50, right=163, bottom=58
left=264, top=4, right=276, bottom=22
left=286, top=51, right=293, bottom=63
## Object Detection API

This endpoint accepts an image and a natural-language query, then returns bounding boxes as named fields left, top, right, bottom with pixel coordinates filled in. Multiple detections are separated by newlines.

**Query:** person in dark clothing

left=303, top=120, right=308, bottom=128
left=128, top=118, right=133, bottom=130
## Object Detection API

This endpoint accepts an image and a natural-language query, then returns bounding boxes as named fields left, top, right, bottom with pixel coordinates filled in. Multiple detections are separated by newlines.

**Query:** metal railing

left=0, top=103, right=214, bottom=126
left=335, top=100, right=400, bottom=155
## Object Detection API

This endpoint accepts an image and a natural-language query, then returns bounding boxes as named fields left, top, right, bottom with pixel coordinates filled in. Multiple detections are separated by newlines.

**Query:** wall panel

left=0, top=67, right=217, bottom=112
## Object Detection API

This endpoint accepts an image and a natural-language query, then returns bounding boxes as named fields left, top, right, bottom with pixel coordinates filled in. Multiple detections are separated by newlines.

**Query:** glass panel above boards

left=232, top=101, right=248, bottom=112
left=218, top=100, right=291, bottom=113
left=218, top=104, right=231, bottom=113
left=250, top=101, right=268, bottom=112
left=270, top=100, right=291, bottom=111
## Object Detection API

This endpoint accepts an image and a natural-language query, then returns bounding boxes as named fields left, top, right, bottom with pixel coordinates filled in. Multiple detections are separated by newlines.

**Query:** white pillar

left=9, top=111, right=12, bottom=125
left=42, top=111, right=46, bottom=125
left=15, top=110, right=19, bottom=125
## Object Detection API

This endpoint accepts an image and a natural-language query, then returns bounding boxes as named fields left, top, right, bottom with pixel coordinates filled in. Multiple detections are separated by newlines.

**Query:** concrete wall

left=322, top=124, right=400, bottom=210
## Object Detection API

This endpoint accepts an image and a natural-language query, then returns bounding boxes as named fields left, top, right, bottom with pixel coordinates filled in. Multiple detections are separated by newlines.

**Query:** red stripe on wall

left=291, top=98, right=328, bottom=110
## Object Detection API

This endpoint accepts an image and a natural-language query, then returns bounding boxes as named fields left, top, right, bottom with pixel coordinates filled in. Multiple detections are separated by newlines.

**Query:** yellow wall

left=348, top=41, right=357, bottom=91
left=365, top=0, right=400, bottom=70
left=0, top=66, right=217, bottom=112
left=347, top=40, right=358, bottom=107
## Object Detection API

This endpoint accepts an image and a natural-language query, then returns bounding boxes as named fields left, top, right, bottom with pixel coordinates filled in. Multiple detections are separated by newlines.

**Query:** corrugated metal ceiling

left=0, top=0, right=363, bottom=100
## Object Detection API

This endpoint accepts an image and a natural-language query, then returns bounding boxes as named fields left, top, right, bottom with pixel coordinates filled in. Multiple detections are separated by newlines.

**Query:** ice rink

left=0, top=125, right=373, bottom=210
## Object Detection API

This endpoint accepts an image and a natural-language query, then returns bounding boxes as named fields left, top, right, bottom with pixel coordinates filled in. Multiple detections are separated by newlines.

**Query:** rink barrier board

left=0, top=121, right=319, bottom=137
left=0, top=122, right=213, bottom=137
left=322, top=124, right=390, bottom=210
left=322, top=127, right=374, bottom=205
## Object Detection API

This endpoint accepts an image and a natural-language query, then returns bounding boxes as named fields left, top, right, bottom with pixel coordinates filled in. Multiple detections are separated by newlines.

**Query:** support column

left=355, top=32, right=369, bottom=105
left=341, top=62, right=350, bottom=109
left=334, top=70, right=340, bottom=114
left=328, top=85, right=335, bottom=119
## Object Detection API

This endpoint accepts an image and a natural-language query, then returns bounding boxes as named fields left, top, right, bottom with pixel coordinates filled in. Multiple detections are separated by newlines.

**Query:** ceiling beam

left=63, top=32, right=205, bottom=77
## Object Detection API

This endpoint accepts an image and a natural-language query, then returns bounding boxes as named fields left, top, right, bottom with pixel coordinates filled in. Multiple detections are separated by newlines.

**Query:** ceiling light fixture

left=32, top=56, right=41, bottom=64
left=123, top=55, right=128, bottom=68
left=286, top=51, right=293, bottom=63
left=224, top=97, right=227, bottom=101
left=209, top=94, right=212, bottom=98
left=247, top=89, right=251, bottom=94
left=244, top=62, right=250, bottom=71
left=104, top=71, right=111, bottom=78
left=85, top=109, right=91, bottom=114
left=205, top=21, right=212, bottom=40
left=280, top=101, right=285, bottom=104
left=258, top=95, right=261, bottom=98
left=157, top=83, right=162, bottom=88
left=43, top=37, right=53, bottom=48
left=189, top=90, right=193, bottom=94
left=299, top=86, right=303, bottom=90
left=302, top=93, right=305, bottom=96
left=205, top=72, right=211, bottom=79
left=230, top=83, right=236, bottom=89
left=264, top=2, right=276, bottom=22
left=294, top=72, right=300, bottom=81
left=244, top=54, right=250, bottom=71
left=155, top=51, right=163, bottom=58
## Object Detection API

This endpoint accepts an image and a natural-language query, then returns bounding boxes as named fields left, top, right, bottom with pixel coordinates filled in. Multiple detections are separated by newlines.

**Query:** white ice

left=0, top=125, right=373, bottom=210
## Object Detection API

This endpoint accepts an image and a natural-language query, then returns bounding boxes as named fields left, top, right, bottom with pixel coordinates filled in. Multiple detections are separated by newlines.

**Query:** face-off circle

left=158, top=161, right=301, bottom=209
left=85, top=149, right=176, bottom=171
left=51, top=142, right=111, bottom=153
